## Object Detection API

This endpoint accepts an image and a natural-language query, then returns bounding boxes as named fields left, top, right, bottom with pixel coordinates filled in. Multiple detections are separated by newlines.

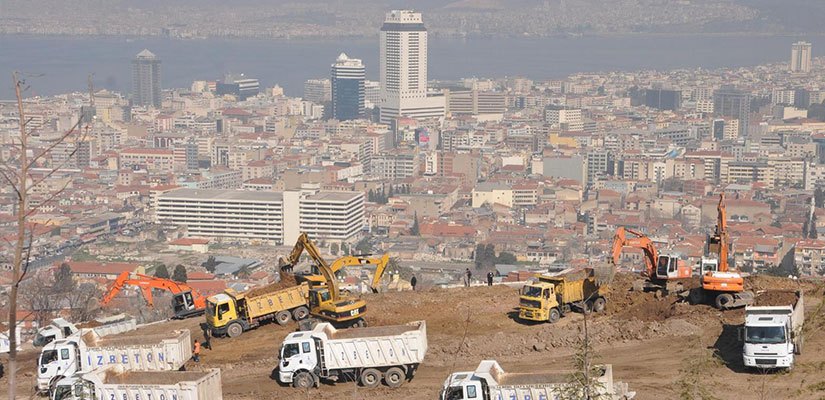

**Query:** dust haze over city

left=1, top=1, right=825, bottom=399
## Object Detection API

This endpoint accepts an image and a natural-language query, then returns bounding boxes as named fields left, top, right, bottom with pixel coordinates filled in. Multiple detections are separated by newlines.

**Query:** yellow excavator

left=297, top=254, right=391, bottom=294
left=280, top=233, right=386, bottom=328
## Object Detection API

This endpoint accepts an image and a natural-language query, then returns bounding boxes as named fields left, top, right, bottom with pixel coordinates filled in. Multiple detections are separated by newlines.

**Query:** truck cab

left=656, top=254, right=690, bottom=280
left=34, top=319, right=78, bottom=347
left=172, top=291, right=201, bottom=318
left=518, top=282, right=558, bottom=323
left=743, top=309, right=795, bottom=369
left=50, top=376, right=89, bottom=400
left=277, top=331, right=319, bottom=385
left=205, top=293, right=240, bottom=336
left=38, top=340, right=80, bottom=392
left=440, top=372, right=489, bottom=400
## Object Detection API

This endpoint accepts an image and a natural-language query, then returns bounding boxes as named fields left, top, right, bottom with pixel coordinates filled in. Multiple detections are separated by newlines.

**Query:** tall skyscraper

left=131, top=49, right=162, bottom=108
left=713, top=85, right=751, bottom=138
left=790, top=41, right=812, bottom=73
left=379, top=10, right=445, bottom=124
left=331, top=53, right=365, bottom=121
left=303, top=79, right=332, bottom=103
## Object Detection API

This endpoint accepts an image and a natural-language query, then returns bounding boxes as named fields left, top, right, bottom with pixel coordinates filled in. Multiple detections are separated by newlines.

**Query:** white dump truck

left=278, top=320, right=427, bottom=389
left=34, top=316, right=138, bottom=347
left=37, top=329, right=192, bottom=393
left=440, top=360, right=635, bottom=400
left=742, top=290, right=804, bottom=369
left=51, top=366, right=222, bottom=400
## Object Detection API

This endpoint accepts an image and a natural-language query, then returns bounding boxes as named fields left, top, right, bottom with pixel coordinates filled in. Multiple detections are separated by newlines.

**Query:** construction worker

left=410, top=274, right=417, bottom=291
left=487, top=271, right=494, bottom=286
left=193, top=339, right=201, bottom=363
left=465, top=268, right=472, bottom=287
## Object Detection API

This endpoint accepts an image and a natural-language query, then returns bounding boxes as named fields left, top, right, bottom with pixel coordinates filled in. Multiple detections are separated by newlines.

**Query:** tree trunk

left=7, top=72, right=30, bottom=400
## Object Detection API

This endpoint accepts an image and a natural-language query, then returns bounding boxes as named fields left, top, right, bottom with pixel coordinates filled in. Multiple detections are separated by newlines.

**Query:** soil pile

left=754, top=290, right=799, bottom=306
left=245, top=273, right=298, bottom=297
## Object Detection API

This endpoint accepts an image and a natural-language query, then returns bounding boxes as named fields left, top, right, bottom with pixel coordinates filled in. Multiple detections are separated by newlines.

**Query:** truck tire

left=593, top=297, right=606, bottom=313
left=583, top=301, right=593, bottom=314
left=714, top=293, right=734, bottom=310
left=688, top=288, right=704, bottom=305
left=548, top=308, right=561, bottom=324
left=292, top=306, right=309, bottom=320
left=226, top=322, right=243, bottom=338
left=384, top=367, right=405, bottom=388
left=360, top=368, right=382, bottom=388
left=276, top=310, right=292, bottom=326
left=293, top=371, right=315, bottom=389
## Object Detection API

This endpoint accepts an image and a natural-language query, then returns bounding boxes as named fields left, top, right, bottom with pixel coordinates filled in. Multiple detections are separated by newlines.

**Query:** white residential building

left=156, top=189, right=365, bottom=244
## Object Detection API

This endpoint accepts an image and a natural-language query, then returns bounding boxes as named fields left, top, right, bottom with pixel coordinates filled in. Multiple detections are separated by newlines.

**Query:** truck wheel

left=293, top=371, right=315, bottom=389
left=384, top=367, right=405, bottom=388
left=276, top=310, right=292, bottom=326
left=583, top=301, right=593, bottom=314
left=593, top=297, right=606, bottom=313
left=360, top=368, right=382, bottom=388
left=355, top=318, right=367, bottom=328
left=548, top=309, right=561, bottom=323
left=714, top=293, right=734, bottom=310
left=226, top=322, right=243, bottom=338
left=688, top=289, right=703, bottom=305
left=292, top=306, right=309, bottom=320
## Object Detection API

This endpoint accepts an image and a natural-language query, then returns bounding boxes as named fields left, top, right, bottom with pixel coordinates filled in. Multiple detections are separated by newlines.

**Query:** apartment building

left=119, top=148, right=175, bottom=172
left=794, top=240, right=825, bottom=276
left=156, top=188, right=365, bottom=244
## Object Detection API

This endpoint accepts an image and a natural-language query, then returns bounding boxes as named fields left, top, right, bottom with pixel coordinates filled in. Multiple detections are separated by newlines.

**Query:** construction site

left=0, top=269, right=822, bottom=399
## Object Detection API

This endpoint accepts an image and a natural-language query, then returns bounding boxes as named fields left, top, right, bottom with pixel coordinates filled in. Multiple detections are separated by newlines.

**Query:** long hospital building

left=156, top=188, right=365, bottom=244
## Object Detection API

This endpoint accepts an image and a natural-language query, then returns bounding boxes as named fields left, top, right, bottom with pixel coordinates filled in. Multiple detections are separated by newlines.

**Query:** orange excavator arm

left=610, top=227, right=659, bottom=277
left=717, top=193, right=730, bottom=272
left=100, top=271, right=206, bottom=309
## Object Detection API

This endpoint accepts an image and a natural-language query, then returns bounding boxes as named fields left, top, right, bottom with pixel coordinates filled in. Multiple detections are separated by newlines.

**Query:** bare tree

left=2, top=72, right=86, bottom=398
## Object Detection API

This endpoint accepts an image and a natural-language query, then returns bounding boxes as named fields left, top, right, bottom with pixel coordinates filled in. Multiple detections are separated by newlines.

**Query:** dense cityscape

left=1, top=5, right=825, bottom=400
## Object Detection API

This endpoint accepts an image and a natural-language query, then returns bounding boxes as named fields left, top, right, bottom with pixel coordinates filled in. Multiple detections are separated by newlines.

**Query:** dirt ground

left=3, top=274, right=824, bottom=400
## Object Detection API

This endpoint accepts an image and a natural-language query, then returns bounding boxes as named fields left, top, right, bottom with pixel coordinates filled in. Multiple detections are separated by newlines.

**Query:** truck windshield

left=40, top=350, right=58, bottom=366
left=282, top=343, right=300, bottom=359
left=522, top=286, right=542, bottom=297
left=52, top=386, right=72, bottom=400
left=443, top=387, right=464, bottom=400
left=746, top=326, right=786, bottom=344
left=205, top=301, right=216, bottom=317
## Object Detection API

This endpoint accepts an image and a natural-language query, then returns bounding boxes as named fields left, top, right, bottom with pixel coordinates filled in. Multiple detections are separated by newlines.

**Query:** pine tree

left=474, top=244, right=485, bottom=269
left=483, top=244, right=496, bottom=268
left=172, top=265, right=188, bottom=282
left=816, top=187, right=825, bottom=208
left=154, top=264, right=170, bottom=279
left=811, top=213, right=819, bottom=239
left=803, top=219, right=810, bottom=239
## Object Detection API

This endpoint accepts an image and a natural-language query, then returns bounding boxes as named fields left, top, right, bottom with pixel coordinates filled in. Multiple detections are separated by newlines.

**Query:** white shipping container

left=80, top=329, right=192, bottom=371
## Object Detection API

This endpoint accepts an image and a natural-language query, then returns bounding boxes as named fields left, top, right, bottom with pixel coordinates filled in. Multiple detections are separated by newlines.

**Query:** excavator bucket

left=594, top=264, right=615, bottom=286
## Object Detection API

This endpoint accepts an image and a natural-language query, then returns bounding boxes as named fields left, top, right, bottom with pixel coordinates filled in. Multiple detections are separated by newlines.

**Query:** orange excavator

left=100, top=271, right=207, bottom=319
left=689, top=193, right=754, bottom=309
left=610, top=226, right=692, bottom=294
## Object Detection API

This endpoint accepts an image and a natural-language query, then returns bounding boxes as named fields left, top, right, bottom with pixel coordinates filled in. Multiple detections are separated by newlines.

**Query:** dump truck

left=278, top=320, right=428, bottom=389
left=742, top=290, right=804, bottom=370
left=206, top=281, right=310, bottom=338
left=34, top=316, right=137, bottom=347
left=440, top=360, right=635, bottom=400
left=51, top=366, right=222, bottom=400
left=518, top=268, right=608, bottom=323
left=37, top=329, right=192, bottom=394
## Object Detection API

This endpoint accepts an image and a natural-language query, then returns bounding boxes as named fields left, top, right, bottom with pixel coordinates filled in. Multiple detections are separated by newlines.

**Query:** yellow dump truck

left=206, top=282, right=309, bottom=338
left=518, top=268, right=608, bottom=323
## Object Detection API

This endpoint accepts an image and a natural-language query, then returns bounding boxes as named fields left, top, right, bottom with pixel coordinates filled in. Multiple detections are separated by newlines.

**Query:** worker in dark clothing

left=410, top=274, right=417, bottom=291
left=487, top=271, right=494, bottom=286
left=465, top=268, right=472, bottom=287
left=200, top=324, right=212, bottom=350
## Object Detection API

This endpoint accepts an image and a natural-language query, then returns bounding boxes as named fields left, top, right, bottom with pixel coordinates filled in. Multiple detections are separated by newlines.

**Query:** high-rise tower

left=379, top=10, right=444, bottom=124
left=132, top=49, right=162, bottom=108
left=713, top=85, right=751, bottom=138
left=331, top=53, right=365, bottom=121
left=790, top=41, right=812, bottom=73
